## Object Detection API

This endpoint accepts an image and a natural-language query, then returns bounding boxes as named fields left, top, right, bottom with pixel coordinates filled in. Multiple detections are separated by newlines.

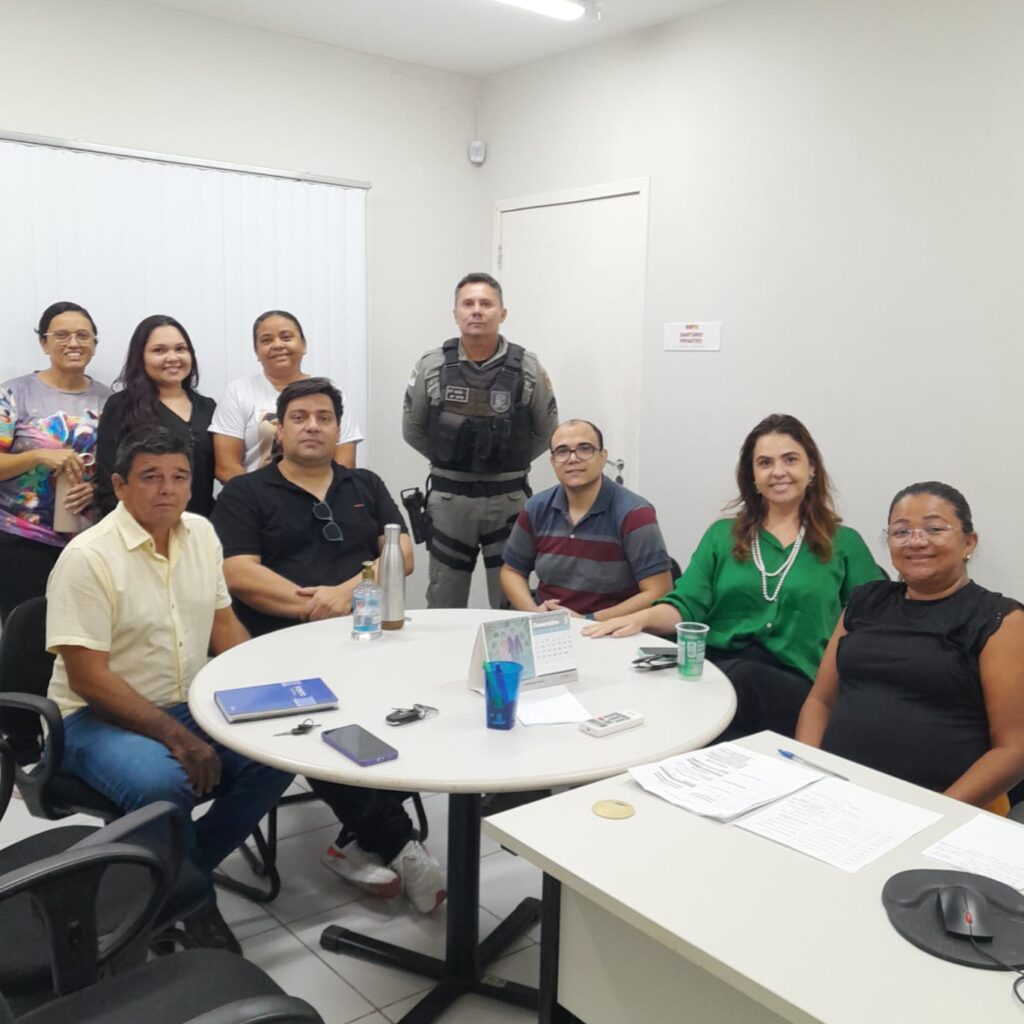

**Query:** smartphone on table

left=322, top=724, right=399, bottom=767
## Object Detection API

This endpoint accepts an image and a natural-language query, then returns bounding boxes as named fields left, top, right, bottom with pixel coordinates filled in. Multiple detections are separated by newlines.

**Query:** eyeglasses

left=884, top=525, right=957, bottom=546
left=45, top=330, right=96, bottom=345
left=551, top=443, right=598, bottom=463
left=312, top=501, right=344, bottom=542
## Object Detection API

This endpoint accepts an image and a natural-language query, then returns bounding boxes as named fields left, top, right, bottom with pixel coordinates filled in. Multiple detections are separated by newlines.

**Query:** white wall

left=479, top=0, right=1024, bottom=595
left=0, top=0, right=485, bottom=604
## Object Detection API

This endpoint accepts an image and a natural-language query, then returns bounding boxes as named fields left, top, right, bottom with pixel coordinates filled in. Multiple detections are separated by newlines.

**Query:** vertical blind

left=0, top=138, right=368, bottom=456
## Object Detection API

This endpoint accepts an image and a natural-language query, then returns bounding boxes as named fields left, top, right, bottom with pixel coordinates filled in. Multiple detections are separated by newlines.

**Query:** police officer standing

left=403, top=272, right=558, bottom=609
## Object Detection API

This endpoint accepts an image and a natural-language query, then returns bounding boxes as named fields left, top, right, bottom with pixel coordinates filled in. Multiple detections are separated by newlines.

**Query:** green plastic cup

left=675, top=622, right=710, bottom=679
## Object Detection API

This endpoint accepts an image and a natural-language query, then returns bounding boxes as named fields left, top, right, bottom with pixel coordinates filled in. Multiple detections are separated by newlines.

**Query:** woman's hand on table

left=583, top=614, right=643, bottom=638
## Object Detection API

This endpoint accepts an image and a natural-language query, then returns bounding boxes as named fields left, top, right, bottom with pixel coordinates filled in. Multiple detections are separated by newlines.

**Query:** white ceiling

left=131, top=0, right=727, bottom=76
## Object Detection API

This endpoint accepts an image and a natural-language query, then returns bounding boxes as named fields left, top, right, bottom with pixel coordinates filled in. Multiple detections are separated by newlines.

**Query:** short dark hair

left=35, top=301, right=98, bottom=341
left=252, top=310, right=306, bottom=352
left=454, top=273, right=503, bottom=306
left=888, top=481, right=974, bottom=533
left=276, top=377, right=343, bottom=423
left=113, top=426, right=192, bottom=480
left=552, top=419, right=604, bottom=451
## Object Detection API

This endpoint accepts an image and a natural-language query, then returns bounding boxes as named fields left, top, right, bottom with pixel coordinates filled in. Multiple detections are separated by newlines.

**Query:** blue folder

left=215, top=677, right=338, bottom=723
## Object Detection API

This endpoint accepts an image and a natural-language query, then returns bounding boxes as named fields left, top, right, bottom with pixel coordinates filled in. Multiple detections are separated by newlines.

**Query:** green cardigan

left=656, top=518, right=883, bottom=681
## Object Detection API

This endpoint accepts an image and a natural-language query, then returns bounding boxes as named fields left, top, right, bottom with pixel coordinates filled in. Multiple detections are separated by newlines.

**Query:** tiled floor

left=0, top=780, right=542, bottom=1024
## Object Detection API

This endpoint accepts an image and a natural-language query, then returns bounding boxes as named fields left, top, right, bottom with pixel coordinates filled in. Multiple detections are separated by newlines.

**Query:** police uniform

left=403, top=335, right=558, bottom=608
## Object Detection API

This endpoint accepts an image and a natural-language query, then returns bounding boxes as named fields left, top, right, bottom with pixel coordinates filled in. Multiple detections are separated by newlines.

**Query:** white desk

left=484, top=730, right=1024, bottom=1024
left=189, top=609, right=735, bottom=1024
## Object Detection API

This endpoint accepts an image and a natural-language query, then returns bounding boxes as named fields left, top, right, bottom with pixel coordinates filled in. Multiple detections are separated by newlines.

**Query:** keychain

left=274, top=718, right=321, bottom=736
left=385, top=703, right=438, bottom=727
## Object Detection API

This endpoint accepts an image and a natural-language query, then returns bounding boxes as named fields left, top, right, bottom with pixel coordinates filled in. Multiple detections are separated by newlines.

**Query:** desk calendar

left=468, top=609, right=578, bottom=691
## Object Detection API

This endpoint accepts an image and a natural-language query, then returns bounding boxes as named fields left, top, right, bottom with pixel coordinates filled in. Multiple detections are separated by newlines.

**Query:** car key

left=274, top=718, right=321, bottom=736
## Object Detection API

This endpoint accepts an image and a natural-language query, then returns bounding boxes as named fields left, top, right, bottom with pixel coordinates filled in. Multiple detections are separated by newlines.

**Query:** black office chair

left=0, top=746, right=208, bottom=1015
left=0, top=796, right=322, bottom=1024
left=0, top=596, right=280, bottom=903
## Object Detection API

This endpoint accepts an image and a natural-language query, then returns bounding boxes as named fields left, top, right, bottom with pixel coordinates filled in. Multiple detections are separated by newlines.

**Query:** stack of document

left=737, top=777, right=941, bottom=873
left=924, top=814, right=1024, bottom=888
left=630, top=744, right=821, bottom=822
left=632, top=743, right=944, bottom=873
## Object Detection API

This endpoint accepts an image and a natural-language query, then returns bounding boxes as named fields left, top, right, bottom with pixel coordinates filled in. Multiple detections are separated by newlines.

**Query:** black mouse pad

left=882, top=869, right=1024, bottom=968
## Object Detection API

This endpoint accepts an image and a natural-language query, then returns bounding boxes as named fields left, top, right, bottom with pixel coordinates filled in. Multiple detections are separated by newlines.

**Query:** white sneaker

left=320, top=842, right=400, bottom=898
left=392, top=840, right=446, bottom=914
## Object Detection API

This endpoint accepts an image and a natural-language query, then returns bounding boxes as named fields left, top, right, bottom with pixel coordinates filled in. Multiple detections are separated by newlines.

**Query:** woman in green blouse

left=584, top=413, right=882, bottom=739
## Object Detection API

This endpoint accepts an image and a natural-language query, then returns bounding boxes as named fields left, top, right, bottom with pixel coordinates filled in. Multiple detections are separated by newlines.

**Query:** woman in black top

left=96, top=315, right=216, bottom=516
left=796, top=481, right=1024, bottom=810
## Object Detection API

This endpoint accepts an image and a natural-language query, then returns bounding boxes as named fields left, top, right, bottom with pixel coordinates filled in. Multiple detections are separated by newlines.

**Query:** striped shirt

left=502, top=476, right=671, bottom=615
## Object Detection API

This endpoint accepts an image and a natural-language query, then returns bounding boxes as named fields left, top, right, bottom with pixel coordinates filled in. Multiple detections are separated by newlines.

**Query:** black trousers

left=0, top=531, right=62, bottom=625
left=709, top=644, right=812, bottom=742
left=306, top=778, right=415, bottom=865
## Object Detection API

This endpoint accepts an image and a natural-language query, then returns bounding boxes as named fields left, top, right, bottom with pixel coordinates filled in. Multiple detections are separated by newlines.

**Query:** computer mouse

left=937, top=885, right=995, bottom=940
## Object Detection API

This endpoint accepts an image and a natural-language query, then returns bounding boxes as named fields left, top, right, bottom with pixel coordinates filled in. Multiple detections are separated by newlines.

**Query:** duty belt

left=429, top=474, right=527, bottom=498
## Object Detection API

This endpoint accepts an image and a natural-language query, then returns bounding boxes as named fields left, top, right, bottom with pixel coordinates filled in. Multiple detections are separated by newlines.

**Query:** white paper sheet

left=737, top=777, right=942, bottom=873
left=629, top=743, right=821, bottom=822
left=516, top=685, right=591, bottom=726
left=923, top=813, right=1024, bottom=889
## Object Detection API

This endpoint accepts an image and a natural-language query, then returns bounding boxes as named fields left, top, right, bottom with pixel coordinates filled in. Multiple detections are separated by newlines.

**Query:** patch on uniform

left=541, top=371, right=553, bottom=392
left=407, top=367, right=419, bottom=387
left=444, top=386, right=470, bottom=403
left=490, top=391, right=512, bottom=413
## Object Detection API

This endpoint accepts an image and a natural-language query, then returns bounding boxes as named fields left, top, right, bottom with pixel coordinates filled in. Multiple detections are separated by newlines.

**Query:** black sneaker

left=183, top=903, right=243, bottom=954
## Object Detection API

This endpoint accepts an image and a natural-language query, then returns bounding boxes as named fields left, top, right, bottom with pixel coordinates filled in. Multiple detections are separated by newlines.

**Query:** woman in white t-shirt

left=210, top=310, right=363, bottom=482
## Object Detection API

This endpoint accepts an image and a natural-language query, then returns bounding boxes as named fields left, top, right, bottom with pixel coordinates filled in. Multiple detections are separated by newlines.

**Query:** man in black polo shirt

left=212, top=378, right=445, bottom=914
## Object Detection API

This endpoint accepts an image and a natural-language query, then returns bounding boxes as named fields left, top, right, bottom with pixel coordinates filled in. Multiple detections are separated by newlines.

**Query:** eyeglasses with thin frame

left=45, top=330, right=96, bottom=345
left=884, top=524, right=958, bottom=546
left=312, top=501, right=344, bottom=542
left=551, top=443, right=599, bottom=464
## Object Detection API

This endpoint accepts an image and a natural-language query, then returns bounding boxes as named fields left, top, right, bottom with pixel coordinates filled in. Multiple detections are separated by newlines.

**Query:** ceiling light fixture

left=494, top=0, right=600, bottom=23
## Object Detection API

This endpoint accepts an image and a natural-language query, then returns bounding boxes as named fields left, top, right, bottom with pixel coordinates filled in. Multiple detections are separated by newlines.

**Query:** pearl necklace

left=752, top=526, right=806, bottom=603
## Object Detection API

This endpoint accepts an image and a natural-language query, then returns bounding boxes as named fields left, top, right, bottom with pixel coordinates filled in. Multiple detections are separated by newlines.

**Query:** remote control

left=579, top=709, right=645, bottom=737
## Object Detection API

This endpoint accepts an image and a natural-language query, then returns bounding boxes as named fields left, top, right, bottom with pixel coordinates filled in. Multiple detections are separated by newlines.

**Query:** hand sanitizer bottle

left=351, top=561, right=383, bottom=641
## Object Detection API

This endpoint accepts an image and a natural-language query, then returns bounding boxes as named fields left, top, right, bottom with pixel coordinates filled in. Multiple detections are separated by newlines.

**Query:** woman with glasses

left=585, top=413, right=882, bottom=739
left=796, top=482, right=1024, bottom=810
left=0, top=301, right=111, bottom=622
left=95, top=315, right=217, bottom=517
left=210, top=309, right=363, bottom=482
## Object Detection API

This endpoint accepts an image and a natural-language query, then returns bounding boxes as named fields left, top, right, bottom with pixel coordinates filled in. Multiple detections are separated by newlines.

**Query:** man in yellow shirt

left=46, top=425, right=292, bottom=951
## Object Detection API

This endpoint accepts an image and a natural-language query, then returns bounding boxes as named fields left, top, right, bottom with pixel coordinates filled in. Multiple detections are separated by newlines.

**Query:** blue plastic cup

left=484, top=661, right=523, bottom=730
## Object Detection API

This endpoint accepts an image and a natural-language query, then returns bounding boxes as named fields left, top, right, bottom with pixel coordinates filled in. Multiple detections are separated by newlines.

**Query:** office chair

left=0, top=596, right=280, bottom=903
left=0, top=796, right=322, bottom=1024
left=0, top=753, right=208, bottom=1015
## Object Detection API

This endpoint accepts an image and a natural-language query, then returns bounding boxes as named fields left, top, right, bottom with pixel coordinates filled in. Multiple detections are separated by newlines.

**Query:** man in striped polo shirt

left=500, top=419, right=674, bottom=621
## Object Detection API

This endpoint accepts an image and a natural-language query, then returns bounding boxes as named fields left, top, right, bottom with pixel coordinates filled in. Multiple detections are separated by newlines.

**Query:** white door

left=495, top=181, right=648, bottom=494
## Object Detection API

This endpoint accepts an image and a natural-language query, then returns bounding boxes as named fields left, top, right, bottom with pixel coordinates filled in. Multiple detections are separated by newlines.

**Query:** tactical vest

left=426, top=338, right=533, bottom=474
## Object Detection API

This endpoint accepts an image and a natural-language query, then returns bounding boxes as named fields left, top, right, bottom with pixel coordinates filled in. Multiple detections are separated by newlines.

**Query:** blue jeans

left=62, top=703, right=293, bottom=889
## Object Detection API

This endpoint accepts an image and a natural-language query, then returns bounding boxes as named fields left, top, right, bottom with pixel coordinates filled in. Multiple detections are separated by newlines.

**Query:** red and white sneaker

left=320, top=842, right=401, bottom=898
left=392, top=840, right=446, bottom=914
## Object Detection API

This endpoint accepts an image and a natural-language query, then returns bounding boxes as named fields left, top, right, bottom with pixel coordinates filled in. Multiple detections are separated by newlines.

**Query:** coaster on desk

left=592, top=799, right=635, bottom=820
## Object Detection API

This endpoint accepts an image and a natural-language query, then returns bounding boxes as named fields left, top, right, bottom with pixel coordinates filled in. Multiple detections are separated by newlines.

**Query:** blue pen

left=778, top=748, right=849, bottom=781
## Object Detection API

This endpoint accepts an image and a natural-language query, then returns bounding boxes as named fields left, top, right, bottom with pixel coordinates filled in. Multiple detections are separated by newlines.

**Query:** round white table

left=189, top=609, right=735, bottom=1024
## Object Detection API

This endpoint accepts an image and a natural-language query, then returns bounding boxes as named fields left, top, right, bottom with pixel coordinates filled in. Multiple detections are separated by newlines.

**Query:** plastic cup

left=675, top=622, right=710, bottom=679
left=484, top=661, right=523, bottom=730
